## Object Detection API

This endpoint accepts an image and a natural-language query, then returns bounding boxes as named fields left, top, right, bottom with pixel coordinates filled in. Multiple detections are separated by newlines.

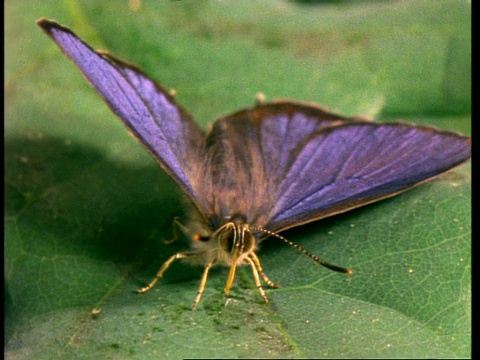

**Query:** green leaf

left=6, top=0, right=470, bottom=358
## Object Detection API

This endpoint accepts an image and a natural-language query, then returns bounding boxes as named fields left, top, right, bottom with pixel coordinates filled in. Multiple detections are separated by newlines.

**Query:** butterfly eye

left=193, top=234, right=210, bottom=242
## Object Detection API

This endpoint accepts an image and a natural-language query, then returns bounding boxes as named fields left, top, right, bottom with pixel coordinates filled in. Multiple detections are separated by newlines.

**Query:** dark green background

left=5, top=1, right=471, bottom=358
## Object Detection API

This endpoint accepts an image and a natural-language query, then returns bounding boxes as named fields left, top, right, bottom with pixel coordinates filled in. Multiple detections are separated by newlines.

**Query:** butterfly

left=37, top=18, right=471, bottom=310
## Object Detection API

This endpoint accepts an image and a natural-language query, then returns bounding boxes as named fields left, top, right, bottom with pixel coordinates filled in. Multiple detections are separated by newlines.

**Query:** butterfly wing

left=37, top=18, right=212, bottom=216
left=204, top=101, right=471, bottom=232
left=265, top=119, right=471, bottom=232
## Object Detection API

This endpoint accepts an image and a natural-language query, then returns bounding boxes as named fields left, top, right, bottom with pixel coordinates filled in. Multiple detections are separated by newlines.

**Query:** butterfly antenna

left=251, top=226, right=352, bottom=275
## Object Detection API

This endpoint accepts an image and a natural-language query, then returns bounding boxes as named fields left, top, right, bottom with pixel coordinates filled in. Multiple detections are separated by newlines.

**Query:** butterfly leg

left=137, top=252, right=189, bottom=293
left=245, top=256, right=269, bottom=304
left=192, top=259, right=216, bottom=310
left=249, top=252, right=280, bottom=289
left=163, top=217, right=188, bottom=245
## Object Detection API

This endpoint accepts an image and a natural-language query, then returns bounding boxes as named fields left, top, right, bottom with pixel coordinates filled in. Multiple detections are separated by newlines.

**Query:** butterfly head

left=194, top=214, right=257, bottom=296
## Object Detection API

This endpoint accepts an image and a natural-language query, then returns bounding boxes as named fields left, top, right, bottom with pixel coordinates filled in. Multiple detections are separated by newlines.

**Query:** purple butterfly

left=37, top=18, right=471, bottom=310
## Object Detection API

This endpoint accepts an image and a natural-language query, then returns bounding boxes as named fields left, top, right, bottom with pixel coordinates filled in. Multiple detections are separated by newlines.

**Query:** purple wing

left=36, top=18, right=211, bottom=216
left=203, top=102, right=471, bottom=232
